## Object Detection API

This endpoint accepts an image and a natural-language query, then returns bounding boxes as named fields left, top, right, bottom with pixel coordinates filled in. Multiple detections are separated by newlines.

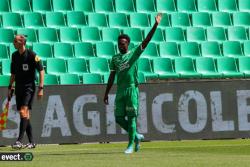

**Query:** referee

left=8, top=35, right=44, bottom=149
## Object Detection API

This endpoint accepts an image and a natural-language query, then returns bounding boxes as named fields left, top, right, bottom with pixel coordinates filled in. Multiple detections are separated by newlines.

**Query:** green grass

left=1, top=139, right=250, bottom=167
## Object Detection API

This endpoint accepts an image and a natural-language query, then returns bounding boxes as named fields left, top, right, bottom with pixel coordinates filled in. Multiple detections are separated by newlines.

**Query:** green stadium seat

left=67, top=13, right=87, bottom=26
left=59, top=74, right=80, bottom=85
left=32, top=0, right=52, bottom=13
left=165, top=27, right=185, bottom=42
left=0, top=44, right=9, bottom=59
left=38, top=28, right=59, bottom=43
left=138, top=72, right=146, bottom=83
left=201, top=41, right=222, bottom=58
left=32, top=43, right=53, bottom=60
left=96, top=41, right=116, bottom=59
left=67, top=58, right=89, bottom=75
left=2, top=13, right=23, bottom=28
left=141, top=43, right=160, bottom=59
left=150, top=13, right=170, bottom=28
left=138, top=58, right=158, bottom=79
left=153, top=57, right=179, bottom=79
left=82, top=73, right=103, bottom=84
left=59, top=27, right=80, bottom=43
left=44, top=74, right=59, bottom=85
left=73, top=0, right=94, bottom=13
left=197, top=0, right=217, bottom=12
left=186, top=27, right=206, bottom=42
left=122, top=28, right=143, bottom=44
left=8, top=44, right=16, bottom=55
left=66, top=11, right=87, bottom=27
left=0, top=0, right=10, bottom=13
left=222, top=41, right=243, bottom=58
left=227, top=26, right=248, bottom=41
left=239, top=0, right=250, bottom=12
left=233, top=12, right=250, bottom=26
left=130, top=13, right=150, bottom=28
left=11, top=0, right=31, bottom=13
left=238, top=57, right=250, bottom=77
left=46, top=58, right=67, bottom=75
left=159, top=42, right=180, bottom=58
left=103, top=73, right=117, bottom=84
left=54, top=42, right=74, bottom=59
left=94, top=0, right=114, bottom=13
left=0, top=28, right=15, bottom=44
left=89, top=57, right=110, bottom=75
left=180, top=42, right=201, bottom=58
left=17, top=28, right=38, bottom=43
left=108, top=13, right=129, bottom=28
left=192, top=12, right=212, bottom=27
left=206, top=27, right=227, bottom=42
left=243, top=41, right=250, bottom=56
left=23, top=12, right=45, bottom=28
left=174, top=57, right=201, bottom=78
left=212, top=12, right=232, bottom=27
left=0, top=75, right=10, bottom=86
left=177, top=0, right=197, bottom=12
left=196, top=57, right=222, bottom=78
left=102, top=28, right=121, bottom=43
left=1, top=59, right=11, bottom=75
left=171, top=12, right=191, bottom=28
left=144, top=27, right=164, bottom=43
left=115, top=0, right=135, bottom=13
left=80, top=27, right=101, bottom=43
left=217, top=57, right=244, bottom=78
left=218, top=0, right=237, bottom=12
left=88, top=13, right=108, bottom=28
left=52, top=0, right=73, bottom=13
left=45, top=12, right=66, bottom=28
left=156, top=0, right=176, bottom=13
left=136, top=0, right=156, bottom=13
left=74, top=42, right=95, bottom=59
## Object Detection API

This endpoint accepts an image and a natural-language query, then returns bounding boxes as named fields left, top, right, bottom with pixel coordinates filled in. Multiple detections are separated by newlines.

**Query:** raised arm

left=103, top=71, right=116, bottom=105
left=141, top=13, right=162, bottom=50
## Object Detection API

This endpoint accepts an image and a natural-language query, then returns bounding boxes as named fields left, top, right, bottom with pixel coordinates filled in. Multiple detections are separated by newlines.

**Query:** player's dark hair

left=118, top=34, right=130, bottom=44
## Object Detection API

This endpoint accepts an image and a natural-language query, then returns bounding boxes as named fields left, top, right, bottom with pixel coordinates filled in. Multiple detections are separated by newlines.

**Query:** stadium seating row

left=0, top=56, right=249, bottom=84
left=1, top=26, right=250, bottom=46
left=2, top=41, right=250, bottom=60
left=1, top=12, right=250, bottom=29
left=1, top=0, right=250, bottom=14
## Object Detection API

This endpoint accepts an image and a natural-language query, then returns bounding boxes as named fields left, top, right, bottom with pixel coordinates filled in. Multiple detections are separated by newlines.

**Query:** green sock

left=127, top=116, right=137, bottom=148
left=115, top=116, right=138, bottom=147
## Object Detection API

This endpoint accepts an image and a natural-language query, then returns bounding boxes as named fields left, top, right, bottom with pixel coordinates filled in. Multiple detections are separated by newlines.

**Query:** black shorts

left=15, top=83, right=36, bottom=111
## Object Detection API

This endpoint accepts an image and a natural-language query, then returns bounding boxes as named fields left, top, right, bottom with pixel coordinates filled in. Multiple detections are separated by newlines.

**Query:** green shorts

left=114, top=86, right=139, bottom=117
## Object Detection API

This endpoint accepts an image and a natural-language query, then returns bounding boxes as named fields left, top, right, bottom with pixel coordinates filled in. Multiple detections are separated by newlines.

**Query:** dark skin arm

left=103, top=71, right=116, bottom=104
left=141, top=13, right=162, bottom=50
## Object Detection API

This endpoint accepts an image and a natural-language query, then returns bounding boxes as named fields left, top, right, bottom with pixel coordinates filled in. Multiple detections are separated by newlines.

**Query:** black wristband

left=8, top=85, right=12, bottom=89
left=39, top=86, right=44, bottom=90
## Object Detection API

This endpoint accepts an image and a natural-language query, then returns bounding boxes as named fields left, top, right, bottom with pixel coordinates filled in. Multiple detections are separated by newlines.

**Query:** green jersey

left=110, top=45, right=144, bottom=89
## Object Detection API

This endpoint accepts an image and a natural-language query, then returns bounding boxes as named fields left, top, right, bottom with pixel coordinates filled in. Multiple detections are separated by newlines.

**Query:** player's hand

left=104, top=94, right=109, bottom=105
left=155, top=13, right=162, bottom=24
left=37, top=89, right=43, bottom=100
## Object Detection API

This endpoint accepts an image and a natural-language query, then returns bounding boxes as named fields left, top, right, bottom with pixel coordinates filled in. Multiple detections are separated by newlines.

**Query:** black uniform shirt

left=11, top=49, right=43, bottom=85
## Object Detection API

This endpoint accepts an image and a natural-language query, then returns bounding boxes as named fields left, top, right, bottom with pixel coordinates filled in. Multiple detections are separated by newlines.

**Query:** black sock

left=26, top=119, right=34, bottom=143
left=17, top=118, right=28, bottom=142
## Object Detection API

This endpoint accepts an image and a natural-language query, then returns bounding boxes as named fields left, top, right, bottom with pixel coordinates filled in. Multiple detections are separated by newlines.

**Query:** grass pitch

left=1, top=139, right=250, bottom=167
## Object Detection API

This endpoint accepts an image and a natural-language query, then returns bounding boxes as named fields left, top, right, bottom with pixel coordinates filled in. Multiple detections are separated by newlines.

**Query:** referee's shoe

left=11, top=141, right=24, bottom=149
